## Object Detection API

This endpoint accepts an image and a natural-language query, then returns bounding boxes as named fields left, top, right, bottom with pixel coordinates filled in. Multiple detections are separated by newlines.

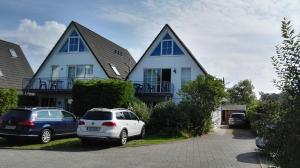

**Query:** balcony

left=22, top=77, right=102, bottom=93
left=132, top=81, right=174, bottom=96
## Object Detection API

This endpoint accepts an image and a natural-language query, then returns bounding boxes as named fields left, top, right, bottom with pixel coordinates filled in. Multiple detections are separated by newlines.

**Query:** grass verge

left=0, top=135, right=190, bottom=151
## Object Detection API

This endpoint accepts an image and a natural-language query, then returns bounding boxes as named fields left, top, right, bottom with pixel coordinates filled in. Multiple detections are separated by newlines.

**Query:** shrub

left=72, top=79, right=134, bottom=116
left=149, top=101, right=187, bottom=136
left=129, top=98, right=150, bottom=123
left=0, top=88, right=18, bottom=115
left=179, top=74, right=227, bottom=135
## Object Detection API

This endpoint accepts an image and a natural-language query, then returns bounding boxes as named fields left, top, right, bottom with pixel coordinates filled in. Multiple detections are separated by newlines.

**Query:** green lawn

left=0, top=135, right=189, bottom=151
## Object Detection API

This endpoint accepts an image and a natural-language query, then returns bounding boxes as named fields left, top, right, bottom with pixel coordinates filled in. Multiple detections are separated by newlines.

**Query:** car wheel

left=119, top=129, right=128, bottom=146
left=140, top=127, right=145, bottom=139
left=40, top=129, right=52, bottom=144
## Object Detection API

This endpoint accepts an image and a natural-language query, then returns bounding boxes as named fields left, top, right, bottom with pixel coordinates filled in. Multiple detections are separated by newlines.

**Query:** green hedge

left=129, top=98, right=150, bottom=123
left=149, top=101, right=187, bottom=136
left=0, top=88, right=18, bottom=115
left=72, top=79, right=134, bottom=116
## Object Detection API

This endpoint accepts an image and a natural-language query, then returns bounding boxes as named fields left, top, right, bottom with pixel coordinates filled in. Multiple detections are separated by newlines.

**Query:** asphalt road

left=0, top=128, right=260, bottom=168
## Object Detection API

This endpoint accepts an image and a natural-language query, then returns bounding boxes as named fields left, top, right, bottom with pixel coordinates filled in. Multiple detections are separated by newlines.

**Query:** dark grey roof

left=74, top=22, right=136, bottom=79
left=32, top=21, right=135, bottom=80
left=0, top=40, right=33, bottom=90
left=126, top=24, right=207, bottom=80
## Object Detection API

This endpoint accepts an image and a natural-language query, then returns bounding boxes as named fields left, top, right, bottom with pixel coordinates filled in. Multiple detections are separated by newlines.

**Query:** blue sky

left=1, top=0, right=300, bottom=95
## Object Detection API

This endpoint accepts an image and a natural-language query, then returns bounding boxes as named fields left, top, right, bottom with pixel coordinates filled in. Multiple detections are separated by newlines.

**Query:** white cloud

left=97, top=0, right=300, bottom=94
left=0, top=19, right=66, bottom=71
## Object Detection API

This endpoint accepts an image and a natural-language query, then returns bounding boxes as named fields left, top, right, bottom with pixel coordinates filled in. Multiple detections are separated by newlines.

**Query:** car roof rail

left=113, top=108, right=127, bottom=110
left=32, top=107, right=62, bottom=110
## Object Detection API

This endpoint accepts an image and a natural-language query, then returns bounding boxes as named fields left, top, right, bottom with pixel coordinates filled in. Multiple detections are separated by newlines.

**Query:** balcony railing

left=132, top=81, right=174, bottom=94
left=22, top=77, right=102, bottom=92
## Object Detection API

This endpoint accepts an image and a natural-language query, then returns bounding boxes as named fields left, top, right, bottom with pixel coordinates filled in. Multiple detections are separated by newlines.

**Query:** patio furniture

left=39, top=78, right=47, bottom=89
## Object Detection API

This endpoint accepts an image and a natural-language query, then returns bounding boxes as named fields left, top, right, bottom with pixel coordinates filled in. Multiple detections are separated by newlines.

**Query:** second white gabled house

left=127, top=24, right=207, bottom=104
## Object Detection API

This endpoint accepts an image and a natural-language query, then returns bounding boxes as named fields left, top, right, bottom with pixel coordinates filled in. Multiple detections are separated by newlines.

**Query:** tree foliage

left=179, top=74, right=227, bottom=135
left=227, top=79, right=257, bottom=107
left=0, top=88, right=18, bottom=115
left=267, top=18, right=300, bottom=168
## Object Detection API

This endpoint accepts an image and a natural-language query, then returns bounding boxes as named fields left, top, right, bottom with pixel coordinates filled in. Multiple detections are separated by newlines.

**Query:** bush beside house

left=0, top=88, right=18, bottom=115
left=72, top=79, right=134, bottom=116
left=148, top=75, right=226, bottom=137
left=129, top=98, right=150, bottom=124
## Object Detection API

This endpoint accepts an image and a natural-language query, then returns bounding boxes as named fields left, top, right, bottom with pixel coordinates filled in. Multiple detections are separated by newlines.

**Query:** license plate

left=5, top=125, right=16, bottom=130
left=87, top=127, right=100, bottom=132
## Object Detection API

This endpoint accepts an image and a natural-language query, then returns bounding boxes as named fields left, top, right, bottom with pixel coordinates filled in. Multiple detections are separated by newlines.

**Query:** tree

left=227, top=79, right=257, bottom=107
left=179, top=74, right=227, bottom=135
left=268, top=18, right=300, bottom=168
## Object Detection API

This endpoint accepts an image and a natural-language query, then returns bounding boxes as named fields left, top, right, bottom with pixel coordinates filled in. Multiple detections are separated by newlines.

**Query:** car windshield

left=82, top=111, right=112, bottom=120
left=2, top=109, right=31, bottom=120
left=231, top=113, right=245, bottom=118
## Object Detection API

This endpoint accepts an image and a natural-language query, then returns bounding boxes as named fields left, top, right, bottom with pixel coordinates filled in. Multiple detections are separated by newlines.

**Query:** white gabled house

left=127, top=24, right=207, bottom=104
left=23, top=21, right=135, bottom=109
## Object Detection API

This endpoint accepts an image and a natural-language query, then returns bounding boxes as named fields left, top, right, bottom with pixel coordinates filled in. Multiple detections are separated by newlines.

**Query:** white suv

left=77, top=108, right=145, bottom=145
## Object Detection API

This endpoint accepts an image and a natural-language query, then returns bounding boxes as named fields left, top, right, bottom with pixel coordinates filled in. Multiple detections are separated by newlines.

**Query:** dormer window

left=59, top=30, right=87, bottom=53
left=150, top=32, right=184, bottom=56
left=9, top=48, right=18, bottom=58
left=110, top=64, right=120, bottom=76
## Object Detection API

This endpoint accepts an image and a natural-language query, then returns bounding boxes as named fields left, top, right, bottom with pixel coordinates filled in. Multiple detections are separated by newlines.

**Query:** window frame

left=67, top=64, right=94, bottom=78
left=36, top=110, right=51, bottom=119
left=181, top=67, right=191, bottom=87
left=9, top=48, right=18, bottom=58
left=161, top=39, right=173, bottom=56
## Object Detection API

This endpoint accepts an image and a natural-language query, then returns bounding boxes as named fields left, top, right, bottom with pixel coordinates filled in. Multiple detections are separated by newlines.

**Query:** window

left=129, top=112, right=139, bottom=120
left=85, top=65, right=93, bottom=77
left=69, top=37, right=79, bottom=52
left=9, top=48, right=18, bottom=58
left=123, top=112, right=131, bottom=120
left=59, top=30, right=87, bottom=53
left=82, top=111, right=112, bottom=120
left=49, top=110, right=62, bottom=119
left=162, top=40, right=172, bottom=55
left=76, top=65, right=85, bottom=77
left=110, top=64, right=120, bottom=76
left=0, top=69, right=3, bottom=77
left=63, top=111, right=75, bottom=120
left=37, top=111, right=50, bottom=119
left=68, top=65, right=93, bottom=78
left=181, top=67, right=191, bottom=86
left=150, top=33, right=184, bottom=56
left=116, top=112, right=125, bottom=120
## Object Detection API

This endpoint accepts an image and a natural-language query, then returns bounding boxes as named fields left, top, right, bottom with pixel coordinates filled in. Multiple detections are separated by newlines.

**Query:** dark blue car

left=0, top=107, right=78, bottom=143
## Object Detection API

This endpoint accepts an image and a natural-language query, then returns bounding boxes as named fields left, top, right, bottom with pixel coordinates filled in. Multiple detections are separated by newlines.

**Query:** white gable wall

left=128, top=28, right=205, bottom=102
left=35, top=26, right=108, bottom=80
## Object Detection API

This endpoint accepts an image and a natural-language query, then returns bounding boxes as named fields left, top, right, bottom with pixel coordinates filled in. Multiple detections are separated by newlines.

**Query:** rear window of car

left=231, top=113, right=245, bottom=118
left=2, top=109, right=31, bottom=120
left=82, top=111, right=112, bottom=120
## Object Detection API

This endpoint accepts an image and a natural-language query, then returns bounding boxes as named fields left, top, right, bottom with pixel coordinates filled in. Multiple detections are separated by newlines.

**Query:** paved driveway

left=0, top=128, right=260, bottom=168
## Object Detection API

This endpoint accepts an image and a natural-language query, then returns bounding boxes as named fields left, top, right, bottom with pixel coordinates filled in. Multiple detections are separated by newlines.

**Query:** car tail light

left=79, top=120, right=85, bottom=125
left=102, top=122, right=116, bottom=127
left=18, top=120, right=35, bottom=128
